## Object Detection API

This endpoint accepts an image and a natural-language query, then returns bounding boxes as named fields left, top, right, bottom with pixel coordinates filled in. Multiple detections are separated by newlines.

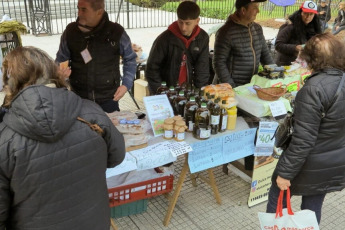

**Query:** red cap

left=300, top=1, right=318, bottom=14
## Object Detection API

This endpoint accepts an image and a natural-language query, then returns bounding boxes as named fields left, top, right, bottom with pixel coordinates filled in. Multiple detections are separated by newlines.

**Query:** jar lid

left=175, top=120, right=186, bottom=126
left=164, top=118, right=174, bottom=124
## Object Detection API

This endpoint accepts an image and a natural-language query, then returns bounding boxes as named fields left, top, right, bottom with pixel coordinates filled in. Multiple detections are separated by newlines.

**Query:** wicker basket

left=253, top=85, right=286, bottom=101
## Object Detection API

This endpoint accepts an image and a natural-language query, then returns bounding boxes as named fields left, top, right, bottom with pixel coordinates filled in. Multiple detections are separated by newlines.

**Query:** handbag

left=274, top=72, right=345, bottom=150
left=258, top=188, right=320, bottom=230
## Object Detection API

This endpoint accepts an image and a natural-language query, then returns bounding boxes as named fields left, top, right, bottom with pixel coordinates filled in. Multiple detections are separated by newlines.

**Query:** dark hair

left=299, top=33, right=345, bottom=71
left=2, top=46, right=68, bottom=107
left=177, top=1, right=200, bottom=20
left=289, top=9, right=322, bottom=43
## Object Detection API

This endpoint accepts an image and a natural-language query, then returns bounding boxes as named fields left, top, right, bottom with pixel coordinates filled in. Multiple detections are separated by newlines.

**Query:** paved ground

left=2, top=23, right=345, bottom=230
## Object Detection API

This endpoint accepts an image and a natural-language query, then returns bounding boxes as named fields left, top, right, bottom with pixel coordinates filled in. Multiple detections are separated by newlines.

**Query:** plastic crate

left=110, top=199, right=148, bottom=218
left=108, top=170, right=174, bottom=207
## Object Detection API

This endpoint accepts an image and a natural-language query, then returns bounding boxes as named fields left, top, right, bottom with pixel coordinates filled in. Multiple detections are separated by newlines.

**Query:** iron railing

left=0, top=0, right=342, bottom=36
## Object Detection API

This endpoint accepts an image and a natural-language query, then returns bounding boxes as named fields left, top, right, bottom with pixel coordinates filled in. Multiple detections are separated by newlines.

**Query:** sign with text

left=269, top=101, right=287, bottom=119
left=130, top=141, right=177, bottom=170
left=254, top=122, right=278, bottom=156
left=143, top=95, right=174, bottom=137
left=105, top=153, right=138, bottom=178
left=188, top=128, right=257, bottom=173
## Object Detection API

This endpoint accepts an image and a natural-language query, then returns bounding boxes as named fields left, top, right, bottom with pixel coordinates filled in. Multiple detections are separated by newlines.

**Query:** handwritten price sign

left=254, top=122, right=278, bottom=156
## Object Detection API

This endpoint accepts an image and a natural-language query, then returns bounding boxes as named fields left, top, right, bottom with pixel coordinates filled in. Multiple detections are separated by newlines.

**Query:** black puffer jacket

left=275, top=11, right=321, bottom=66
left=213, top=14, right=273, bottom=87
left=145, top=26, right=210, bottom=94
left=0, top=86, right=125, bottom=229
left=272, top=69, right=345, bottom=196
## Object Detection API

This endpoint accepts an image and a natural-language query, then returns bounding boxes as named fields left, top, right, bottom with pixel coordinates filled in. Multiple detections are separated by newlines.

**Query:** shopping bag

left=258, top=188, right=319, bottom=230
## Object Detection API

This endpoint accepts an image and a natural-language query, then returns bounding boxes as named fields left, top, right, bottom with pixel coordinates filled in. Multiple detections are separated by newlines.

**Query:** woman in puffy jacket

left=267, top=33, right=345, bottom=225
left=332, top=2, right=345, bottom=35
left=0, top=46, right=125, bottom=229
left=275, top=1, right=321, bottom=66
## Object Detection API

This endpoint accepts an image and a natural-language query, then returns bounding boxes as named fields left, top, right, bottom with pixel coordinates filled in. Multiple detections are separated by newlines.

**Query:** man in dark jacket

left=213, top=0, right=273, bottom=88
left=317, top=0, right=331, bottom=31
left=145, top=1, right=210, bottom=95
left=56, top=0, right=137, bottom=112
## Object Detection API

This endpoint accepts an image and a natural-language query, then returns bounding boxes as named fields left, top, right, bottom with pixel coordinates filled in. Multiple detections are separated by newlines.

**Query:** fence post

left=28, top=0, right=52, bottom=36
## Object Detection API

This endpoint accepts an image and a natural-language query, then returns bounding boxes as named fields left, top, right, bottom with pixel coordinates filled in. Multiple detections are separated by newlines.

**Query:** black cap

left=236, top=0, right=267, bottom=10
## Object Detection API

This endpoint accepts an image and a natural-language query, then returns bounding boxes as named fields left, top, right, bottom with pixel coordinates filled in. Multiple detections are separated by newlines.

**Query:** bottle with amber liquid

left=184, top=96, right=198, bottom=132
left=219, top=100, right=228, bottom=132
left=193, top=102, right=211, bottom=140
left=174, top=91, right=187, bottom=117
left=210, top=98, right=221, bottom=134
left=166, top=86, right=177, bottom=112
left=156, top=81, right=169, bottom=95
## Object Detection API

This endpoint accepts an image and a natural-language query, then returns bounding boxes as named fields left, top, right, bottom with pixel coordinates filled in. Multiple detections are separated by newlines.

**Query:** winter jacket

left=213, top=14, right=273, bottom=88
left=317, top=4, right=331, bottom=22
left=272, top=69, right=345, bottom=196
left=0, top=85, right=125, bottom=229
left=334, top=9, right=345, bottom=27
left=56, top=12, right=137, bottom=103
left=275, top=12, right=320, bottom=66
left=145, top=23, right=210, bottom=94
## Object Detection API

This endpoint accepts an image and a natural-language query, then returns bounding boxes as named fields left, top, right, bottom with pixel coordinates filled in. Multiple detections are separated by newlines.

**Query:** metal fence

left=0, top=0, right=342, bottom=36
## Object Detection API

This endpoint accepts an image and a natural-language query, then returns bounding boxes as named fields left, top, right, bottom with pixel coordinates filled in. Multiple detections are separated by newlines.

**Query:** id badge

left=81, top=48, right=92, bottom=64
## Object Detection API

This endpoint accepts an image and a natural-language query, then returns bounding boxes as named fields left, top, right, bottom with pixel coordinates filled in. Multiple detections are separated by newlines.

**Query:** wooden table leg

left=110, top=218, right=118, bottom=230
left=163, top=155, right=189, bottom=226
left=190, top=173, right=198, bottom=187
left=207, top=169, right=222, bottom=205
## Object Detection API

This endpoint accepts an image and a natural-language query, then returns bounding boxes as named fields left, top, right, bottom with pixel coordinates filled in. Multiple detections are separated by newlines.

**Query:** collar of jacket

left=168, top=21, right=201, bottom=49
left=229, top=13, right=253, bottom=28
left=306, top=68, right=343, bottom=81
left=76, top=11, right=109, bottom=36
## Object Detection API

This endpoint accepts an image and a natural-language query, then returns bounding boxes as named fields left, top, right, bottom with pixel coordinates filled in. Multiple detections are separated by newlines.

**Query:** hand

left=276, top=175, right=291, bottom=190
left=296, top=45, right=303, bottom=52
left=336, top=26, right=339, bottom=31
left=320, top=11, right=325, bottom=15
left=113, top=85, right=128, bottom=101
left=59, top=66, right=71, bottom=79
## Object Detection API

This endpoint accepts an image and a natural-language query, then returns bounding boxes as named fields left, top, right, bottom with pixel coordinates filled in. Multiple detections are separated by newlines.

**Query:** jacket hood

left=4, top=85, right=82, bottom=143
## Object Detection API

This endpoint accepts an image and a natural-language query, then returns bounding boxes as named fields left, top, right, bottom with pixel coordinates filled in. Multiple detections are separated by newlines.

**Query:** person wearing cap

left=213, top=0, right=273, bottom=88
left=274, top=1, right=321, bottom=66
left=332, top=2, right=345, bottom=35
left=275, top=1, right=322, bottom=66
left=317, top=0, right=331, bottom=32
left=145, top=1, right=210, bottom=95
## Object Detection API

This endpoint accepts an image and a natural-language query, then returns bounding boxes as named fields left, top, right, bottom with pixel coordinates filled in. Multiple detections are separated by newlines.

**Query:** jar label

left=164, top=130, right=173, bottom=138
left=211, top=115, right=220, bottom=125
left=176, top=132, right=185, bottom=141
left=199, top=128, right=211, bottom=139
left=188, top=121, right=194, bottom=131
left=222, top=115, right=228, bottom=130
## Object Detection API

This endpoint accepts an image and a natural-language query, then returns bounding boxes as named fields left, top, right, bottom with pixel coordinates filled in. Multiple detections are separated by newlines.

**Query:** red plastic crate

left=108, top=170, right=174, bottom=207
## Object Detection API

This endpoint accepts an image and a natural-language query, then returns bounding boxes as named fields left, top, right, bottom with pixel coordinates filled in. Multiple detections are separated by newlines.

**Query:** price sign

left=254, top=121, right=278, bottom=156
left=269, top=100, right=287, bottom=118
left=163, top=141, right=193, bottom=157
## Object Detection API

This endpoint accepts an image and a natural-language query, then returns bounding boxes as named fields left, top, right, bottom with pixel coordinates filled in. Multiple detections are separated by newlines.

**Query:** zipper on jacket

left=92, top=90, right=95, bottom=102
left=248, top=26, right=256, bottom=76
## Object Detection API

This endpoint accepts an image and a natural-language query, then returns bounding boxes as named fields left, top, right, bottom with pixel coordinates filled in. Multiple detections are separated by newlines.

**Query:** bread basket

left=253, top=85, right=286, bottom=101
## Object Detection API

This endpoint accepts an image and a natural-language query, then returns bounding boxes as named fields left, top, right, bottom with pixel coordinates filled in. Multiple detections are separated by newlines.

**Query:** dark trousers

left=98, top=100, right=120, bottom=113
left=266, top=183, right=326, bottom=224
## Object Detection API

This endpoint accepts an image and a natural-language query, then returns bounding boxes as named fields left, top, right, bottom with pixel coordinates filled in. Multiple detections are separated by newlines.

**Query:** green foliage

left=129, top=0, right=168, bottom=8
left=129, top=0, right=141, bottom=6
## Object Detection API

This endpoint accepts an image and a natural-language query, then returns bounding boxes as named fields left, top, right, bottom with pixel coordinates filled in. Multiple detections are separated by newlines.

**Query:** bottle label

left=211, top=115, right=220, bottom=125
left=200, top=111, right=209, bottom=118
left=188, top=121, right=194, bottom=132
left=199, top=128, right=211, bottom=139
left=164, top=130, right=173, bottom=138
left=176, top=132, right=185, bottom=141
left=221, top=115, right=228, bottom=130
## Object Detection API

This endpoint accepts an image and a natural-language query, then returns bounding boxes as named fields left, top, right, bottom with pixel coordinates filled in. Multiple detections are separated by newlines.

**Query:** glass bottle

left=156, top=81, right=169, bottom=95
left=193, top=102, right=211, bottom=140
left=210, top=98, right=221, bottom=135
left=219, top=100, right=228, bottom=132
left=184, top=96, right=198, bottom=132
left=166, top=86, right=177, bottom=111
left=174, top=91, right=187, bottom=117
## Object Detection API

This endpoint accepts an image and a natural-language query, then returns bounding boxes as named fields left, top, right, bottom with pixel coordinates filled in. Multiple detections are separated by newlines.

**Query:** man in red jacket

left=145, top=1, right=210, bottom=95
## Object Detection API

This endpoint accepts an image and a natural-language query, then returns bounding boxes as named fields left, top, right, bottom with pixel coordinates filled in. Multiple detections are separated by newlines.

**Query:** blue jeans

left=266, top=183, right=326, bottom=224
left=98, top=100, right=120, bottom=113
left=332, top=24, right=345, bottom=35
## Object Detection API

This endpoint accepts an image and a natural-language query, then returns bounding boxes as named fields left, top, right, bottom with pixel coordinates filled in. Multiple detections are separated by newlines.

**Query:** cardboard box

left=134, top=79, right=150, bottom=101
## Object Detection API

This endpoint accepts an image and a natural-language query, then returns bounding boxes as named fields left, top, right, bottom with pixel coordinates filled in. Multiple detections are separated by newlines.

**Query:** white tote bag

left=258, top=188, right=320, bottom=230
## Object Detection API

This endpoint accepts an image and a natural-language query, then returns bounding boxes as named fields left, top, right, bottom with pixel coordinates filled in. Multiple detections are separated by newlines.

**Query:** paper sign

left=106, top=153, right=137, bottom=178
left=254, top=122, right=278, bottom=156
left=162, top=141, right=193, bottom=157
left=130, top=141, right=177, bottom=170
left=188, top=128, right=257, bottom=173
left=269, top=101, right=287, bottom=118
left=143, top=95, right=174, bottom=137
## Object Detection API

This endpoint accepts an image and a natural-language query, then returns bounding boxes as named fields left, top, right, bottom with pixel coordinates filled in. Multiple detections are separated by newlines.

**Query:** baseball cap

left=235, top=0, right=266, bottom=10
left=321, top=0, right=326, bottom=2
left=300, top=1, right=318, bottom=14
